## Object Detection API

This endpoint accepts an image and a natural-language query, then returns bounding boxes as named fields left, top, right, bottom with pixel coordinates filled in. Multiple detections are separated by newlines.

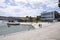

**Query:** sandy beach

left=0, top=22, right=60, bottom=40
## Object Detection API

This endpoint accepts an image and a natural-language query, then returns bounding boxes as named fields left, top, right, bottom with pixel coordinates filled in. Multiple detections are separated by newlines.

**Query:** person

left=39, top=24, right=42, bottom=28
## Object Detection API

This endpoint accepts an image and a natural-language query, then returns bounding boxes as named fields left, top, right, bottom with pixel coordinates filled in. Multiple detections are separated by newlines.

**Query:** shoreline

left=0, top=22, right=60, bottom=40
left=6, top=22, right=52, bottom=29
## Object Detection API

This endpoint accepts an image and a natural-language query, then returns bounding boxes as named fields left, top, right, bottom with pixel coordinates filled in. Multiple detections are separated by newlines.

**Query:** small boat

left=7, top=22, right=20, bottom=25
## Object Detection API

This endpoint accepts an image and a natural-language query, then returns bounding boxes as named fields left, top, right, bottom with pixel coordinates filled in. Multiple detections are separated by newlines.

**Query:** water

left=0, top=22, right=34, bottom=36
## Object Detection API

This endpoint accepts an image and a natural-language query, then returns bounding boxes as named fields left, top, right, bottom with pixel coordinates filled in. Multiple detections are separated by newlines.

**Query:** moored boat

left=7, top=22, right=20, bottom=25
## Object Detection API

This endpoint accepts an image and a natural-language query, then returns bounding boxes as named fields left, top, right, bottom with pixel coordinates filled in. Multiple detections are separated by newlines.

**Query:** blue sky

left=0, top=0, right=60, bottom=17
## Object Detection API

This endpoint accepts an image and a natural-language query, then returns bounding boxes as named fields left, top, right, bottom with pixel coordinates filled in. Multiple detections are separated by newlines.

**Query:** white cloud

left=0, top=0, right=7, bottom=8
left=47, top=3, right=58, bottom=8
left=0, top=0, right=58, bottom=17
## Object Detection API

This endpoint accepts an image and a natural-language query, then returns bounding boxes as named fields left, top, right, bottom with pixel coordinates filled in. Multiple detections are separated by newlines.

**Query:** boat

left=7, top=22, right=20, bottom=25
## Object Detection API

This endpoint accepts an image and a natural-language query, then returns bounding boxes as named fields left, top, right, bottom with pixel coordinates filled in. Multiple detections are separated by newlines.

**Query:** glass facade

left=41, top=11, right=54, bottom=22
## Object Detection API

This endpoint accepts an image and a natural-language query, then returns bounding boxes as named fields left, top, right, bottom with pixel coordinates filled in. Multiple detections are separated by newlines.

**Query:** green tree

left=36, top=16, right=40, bottom=22
left=26, top=16, right=29, bottom=18
left=58, top=0, right=60, bottom=7
left=29, top=16, right=33, bottom=22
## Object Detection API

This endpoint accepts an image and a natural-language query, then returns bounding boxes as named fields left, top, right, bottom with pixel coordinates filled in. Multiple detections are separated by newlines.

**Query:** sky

left=0, top=0, right=60, bottom=17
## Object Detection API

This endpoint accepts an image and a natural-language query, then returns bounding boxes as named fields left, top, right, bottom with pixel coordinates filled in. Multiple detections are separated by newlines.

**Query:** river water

left=0, top=22, right=34, bottom=36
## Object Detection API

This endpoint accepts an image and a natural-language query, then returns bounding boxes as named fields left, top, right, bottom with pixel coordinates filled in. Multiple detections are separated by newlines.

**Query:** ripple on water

left=0, top=23, right=35, bottom=36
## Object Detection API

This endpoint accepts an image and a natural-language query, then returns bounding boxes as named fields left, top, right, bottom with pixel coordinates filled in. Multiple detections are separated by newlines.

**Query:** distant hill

left=0, top=16, right=35, bottom=22
left=0, top=16, right=22, bottom=22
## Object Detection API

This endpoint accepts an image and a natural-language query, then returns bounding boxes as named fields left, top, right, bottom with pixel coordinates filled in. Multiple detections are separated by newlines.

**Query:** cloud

left=0, top=0, right=59, bottom=17
left=4, top=0, right=17, bottom=6
left=46, top=0, right=58, bottom=8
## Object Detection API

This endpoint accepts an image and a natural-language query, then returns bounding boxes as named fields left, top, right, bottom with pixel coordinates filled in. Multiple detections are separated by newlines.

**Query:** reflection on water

left=0, top=22, right=34, bottom=36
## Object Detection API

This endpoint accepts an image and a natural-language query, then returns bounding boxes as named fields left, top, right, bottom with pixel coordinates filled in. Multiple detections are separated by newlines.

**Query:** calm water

left=0, top=22, right=34, bottom=36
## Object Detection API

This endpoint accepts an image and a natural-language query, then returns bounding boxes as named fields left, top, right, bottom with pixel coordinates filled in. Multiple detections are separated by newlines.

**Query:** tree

left=29, top=16, right=33, bottom=22
left=58, top=0, right=60, bottom=7
left=36, top=16, right=40, bottom=22
left=26, top=16, right=29, bottom=18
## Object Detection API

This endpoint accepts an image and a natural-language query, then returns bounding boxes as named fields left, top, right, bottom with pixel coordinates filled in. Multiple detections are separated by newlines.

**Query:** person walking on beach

left=39, top=24, right=42, bottom=28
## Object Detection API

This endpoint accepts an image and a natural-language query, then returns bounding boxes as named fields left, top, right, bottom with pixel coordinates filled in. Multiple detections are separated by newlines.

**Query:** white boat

left=7, top=22, right=20, bottom=25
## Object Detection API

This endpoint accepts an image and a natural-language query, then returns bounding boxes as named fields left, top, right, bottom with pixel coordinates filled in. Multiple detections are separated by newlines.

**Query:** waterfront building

left=41, top=11, right=60, bottom=22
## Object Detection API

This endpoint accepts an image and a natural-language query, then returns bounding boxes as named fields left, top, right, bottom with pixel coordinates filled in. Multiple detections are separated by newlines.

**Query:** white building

left=41, top=11, right=60, bottom=22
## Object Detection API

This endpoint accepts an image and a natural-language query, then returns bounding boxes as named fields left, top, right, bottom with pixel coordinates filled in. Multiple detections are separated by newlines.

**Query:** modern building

left=41, top=11, right=60, bottom=22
